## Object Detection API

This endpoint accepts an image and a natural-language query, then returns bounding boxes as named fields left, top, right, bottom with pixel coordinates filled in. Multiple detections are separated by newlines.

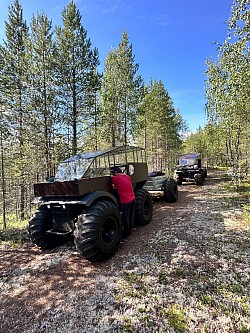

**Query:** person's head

left=111, top=166, right=122, bottom=175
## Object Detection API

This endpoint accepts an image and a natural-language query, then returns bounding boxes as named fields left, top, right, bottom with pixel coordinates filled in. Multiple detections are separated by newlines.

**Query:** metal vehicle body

left=28, top=146, right=153, bottom=262
left=174, top=153, right=207, bottom=185
left=143, top=171, right=178, bottom=202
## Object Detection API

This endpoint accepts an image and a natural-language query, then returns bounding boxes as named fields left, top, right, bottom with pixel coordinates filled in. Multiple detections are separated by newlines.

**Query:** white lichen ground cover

left=0, top=172, right=249, bottom=333
left=109, top=185, right=250, bottom=332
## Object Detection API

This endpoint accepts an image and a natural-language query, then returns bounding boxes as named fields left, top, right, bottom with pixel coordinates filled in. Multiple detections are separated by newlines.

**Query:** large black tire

left=74, top=201, right=122, bottom=262
left=202, top=168, right=208, bottom=178
left=28, top=206, right=54, bottom=249
left=163, top=178, right=178, bottom=203
left=134, top=189, right=153, bottom=226
left=175, top=172, right=183, bottom=185
left=194, top=173, right=204, bottom=185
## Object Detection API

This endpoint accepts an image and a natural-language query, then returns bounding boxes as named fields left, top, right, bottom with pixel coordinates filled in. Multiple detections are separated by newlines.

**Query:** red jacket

left=112, top=174, right=135, bottom=203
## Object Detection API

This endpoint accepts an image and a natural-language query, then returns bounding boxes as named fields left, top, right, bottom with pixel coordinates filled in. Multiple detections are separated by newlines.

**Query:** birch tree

left=205, top=0, right=250, bottom=181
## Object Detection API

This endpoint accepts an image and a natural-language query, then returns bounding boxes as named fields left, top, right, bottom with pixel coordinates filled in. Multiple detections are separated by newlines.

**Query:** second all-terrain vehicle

left=174, top=153, right=207, bottom=185
left=28, top=145, right=155, bottom=262
left=143, top=171, right=178, bottom=202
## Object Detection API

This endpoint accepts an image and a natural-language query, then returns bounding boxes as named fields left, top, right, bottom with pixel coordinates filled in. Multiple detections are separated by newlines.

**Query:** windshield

left=179, top=158, right=195, bottom=166
left=55, top=158, right=93, bottom=181
left=54, top=145, right=146, bottom=181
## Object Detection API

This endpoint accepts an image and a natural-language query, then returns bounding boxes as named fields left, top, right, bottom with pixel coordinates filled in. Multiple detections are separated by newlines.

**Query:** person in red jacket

left=111, top=167, right=135, bottom=238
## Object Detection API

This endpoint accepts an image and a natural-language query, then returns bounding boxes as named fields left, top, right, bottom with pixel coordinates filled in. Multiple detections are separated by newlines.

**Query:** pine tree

left=27, top=12, right=58, bottom=179
left=0, top=47, right=5, bottom=229
left=55, top=1, right=100, bottom=155
left=101, top=31, right=143, bottom=147
left=100, top=49, right=119, bottom=147
left=0, top=62, right=7, bottom=228
left=136, top=80, right=185, bottom=172
left=2, top=0, right=29, bottom=220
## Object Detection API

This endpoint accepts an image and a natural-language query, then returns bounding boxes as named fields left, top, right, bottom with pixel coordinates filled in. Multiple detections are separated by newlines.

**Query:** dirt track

left=0, top=171, right=249, bottom=333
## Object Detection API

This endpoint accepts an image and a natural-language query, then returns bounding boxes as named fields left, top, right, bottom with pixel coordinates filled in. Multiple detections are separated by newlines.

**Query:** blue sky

left=0, top=0, right=233, bottom=131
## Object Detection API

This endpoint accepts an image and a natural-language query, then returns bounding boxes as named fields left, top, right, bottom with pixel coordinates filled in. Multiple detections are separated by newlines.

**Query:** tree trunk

left=72, top=68, right=77, bottom=155
left=124, top=98, right=127, bottom=146
left=19, top=87, right=25, bottom=220
left=0, top=127, right=6, bottom=230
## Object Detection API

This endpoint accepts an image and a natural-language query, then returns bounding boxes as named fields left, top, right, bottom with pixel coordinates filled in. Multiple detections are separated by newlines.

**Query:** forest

left=0, top=0, right=249, bottom=228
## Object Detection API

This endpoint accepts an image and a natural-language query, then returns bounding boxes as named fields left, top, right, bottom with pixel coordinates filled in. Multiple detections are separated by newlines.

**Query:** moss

left=122, top=270, right=142, bottom=283
left=167, top=304, right=186, bottom=333
left=141, top=314, right=154, bottom=328
left=123, top=317, right=134, bottom=331
left=239, top=325, right=250, bottom=333
left=200, top=294, right=215, bottom=306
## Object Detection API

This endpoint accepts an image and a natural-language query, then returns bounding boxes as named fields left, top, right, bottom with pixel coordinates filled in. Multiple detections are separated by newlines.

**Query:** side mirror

left=128, top=164, right=134, bottom=175
left=46, top=176, right=55, bottom=183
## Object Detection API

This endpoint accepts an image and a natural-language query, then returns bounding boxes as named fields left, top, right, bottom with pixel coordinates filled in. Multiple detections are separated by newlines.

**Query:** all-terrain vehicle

left=174, top=153, right=207, bottom=185
left=28, top=146, right=153, bottom=262
left=143, top=171, right=178, bottom=202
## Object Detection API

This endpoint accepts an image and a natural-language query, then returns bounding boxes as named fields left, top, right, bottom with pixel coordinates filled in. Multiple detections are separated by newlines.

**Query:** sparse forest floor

left=0, top=170, right=249, bottom=333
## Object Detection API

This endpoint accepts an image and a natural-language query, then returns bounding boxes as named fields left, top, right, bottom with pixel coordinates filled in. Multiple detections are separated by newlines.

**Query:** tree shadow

left=0, top=241, right=104, bottom=332
left=0, top=170, right=249, bottom=332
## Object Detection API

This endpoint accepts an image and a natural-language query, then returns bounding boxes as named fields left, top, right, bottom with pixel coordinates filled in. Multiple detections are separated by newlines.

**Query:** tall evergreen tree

left=82, top=79, right=102, bottom=151
left=100, top=49, right=119, bottom=147
left=0, top=59, right=7, bottom=228
left=27, top=12, right=58, bottom=179
left=136, top=80, right=185, bottom=172
left=0, top=120, right=6, bottom=230
left=101, top=31, right=143, bottom=147
left=0, top=47, right=5, bottom=229
left=1, top=0, right=29, bottom=219
left=55, top=1, right=100, bottom=155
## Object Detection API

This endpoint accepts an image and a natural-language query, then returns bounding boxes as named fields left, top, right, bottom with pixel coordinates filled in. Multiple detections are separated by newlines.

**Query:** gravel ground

left=0, top=170, right=249, bottom=333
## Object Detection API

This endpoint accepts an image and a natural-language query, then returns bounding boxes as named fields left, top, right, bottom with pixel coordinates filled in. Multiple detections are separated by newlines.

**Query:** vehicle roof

left=61, top=145, right=145, bottom=163
left=179, top=153, right=201, bottom=159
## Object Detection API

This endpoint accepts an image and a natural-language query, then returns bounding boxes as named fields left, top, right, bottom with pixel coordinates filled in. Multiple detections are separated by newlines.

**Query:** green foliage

left=184, top=123, right=229, bottom=168
left=243, top=204, right=250, bottom=224
left=1, top=0, right=29, bottom=221
left=222, top=179, right=250, bottom=224
left=100, top=31, right=142, bottom=147
left=0, top=0, right=101, bottom=226
left=166, top=304, right=186, bottom=333
left=122, top=270, right=142, bottom=283
left=55, top=1, right=101, bottom=155
left=0, top=1, right=183, bottom=229
left=0, top=215, right=29, bottom=246
left=205, top=0, right=250, bottom=182
left=239, top=326, right=250, bottom=333
left=136, top=80, right=186, bottom=172
left=27, top=12, right=58, bottom=179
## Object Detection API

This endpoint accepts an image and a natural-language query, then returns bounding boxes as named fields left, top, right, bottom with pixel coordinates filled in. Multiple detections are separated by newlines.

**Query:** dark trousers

left=121, top=199, right=135, bottom=238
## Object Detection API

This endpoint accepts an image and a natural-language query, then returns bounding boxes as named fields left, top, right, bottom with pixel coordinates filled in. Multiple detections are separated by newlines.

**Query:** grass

left=219, top=179, right=250, bottom=225
left=0, top=215, right=29, bottom=247
left=243, top=204, right=250, bottom=224
left=224, top=180, right=250, bottom=195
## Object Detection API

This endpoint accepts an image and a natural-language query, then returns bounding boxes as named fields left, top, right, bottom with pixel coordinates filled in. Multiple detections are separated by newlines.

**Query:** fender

left=80, top=191, right=118, bottom=207
left=36, top=191, right=118, bottom=208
